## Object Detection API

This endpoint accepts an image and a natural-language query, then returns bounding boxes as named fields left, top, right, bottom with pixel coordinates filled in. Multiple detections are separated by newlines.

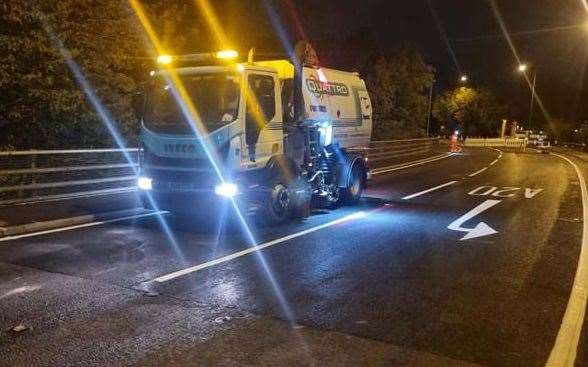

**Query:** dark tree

left=364, top=47, right=434, bottom=140
left=0, top=0, right=147, bottom=149
left=433, top=86, right=506, bottom=138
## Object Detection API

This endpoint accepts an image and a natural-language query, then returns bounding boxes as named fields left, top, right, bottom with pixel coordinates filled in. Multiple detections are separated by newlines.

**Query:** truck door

left=358, top=90, right=372, bottom=122
left=357, top=89, right=372, bottom=142
left=243, top=72, right=282, bottom=165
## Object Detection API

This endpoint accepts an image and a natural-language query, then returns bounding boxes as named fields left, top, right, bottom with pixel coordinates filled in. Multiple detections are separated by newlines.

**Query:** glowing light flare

left=261, top=0, right=296, bottom=64
left=193, top=0, right=231, bottom=48
left=518, top=63, right=528, bottom=72
left=216, top=49, right=238, bottom=59
left=460, top=75, right=468, bottom=83
left=427, top=0, right=463, bottom=75
left=317, top=68, right=328, bottom=82
left=157, top=54, right=173, bottom=64
left=40, top=12, right=187, bottom=267
left=131, top=2, right=308, bottom=347
left=284, top=0, right=309, bottom=41
left=138, top=176, right=153, bottom=190
left=488, top=0, right=552, bottom=123
left=214, top=182, right=238, bottom=197
left=129, top=0, right=226, bottom=180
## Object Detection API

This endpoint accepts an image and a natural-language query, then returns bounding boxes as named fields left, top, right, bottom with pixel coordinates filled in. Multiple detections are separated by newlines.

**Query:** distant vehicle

left=137, top=42, right=372, bottom=223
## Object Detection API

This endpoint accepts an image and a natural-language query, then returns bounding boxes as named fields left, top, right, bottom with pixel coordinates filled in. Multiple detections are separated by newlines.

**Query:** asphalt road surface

left=0, top=147, right=587, bottom=367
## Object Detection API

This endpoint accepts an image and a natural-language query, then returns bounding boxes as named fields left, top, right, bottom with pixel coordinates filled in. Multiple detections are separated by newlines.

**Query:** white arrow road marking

left=447, top=199, right=501, bottom=240
left=524, top=188, right=543, bottom=199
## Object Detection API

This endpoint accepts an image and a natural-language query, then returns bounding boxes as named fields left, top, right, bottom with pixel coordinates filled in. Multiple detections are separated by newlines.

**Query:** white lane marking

left=153, top=210, right=374, bottom=283
left=371, top=153, right=454, bottom=175
left=546, top=153, right=588, bottom=366
left=447, top=199, right=501, bottom=241
left=489, top=159, right=498, bottom=166
left=468, top=167, right=488, bottom=177
left=525, top=188, right=543, bottom=199
left=488, top=147, right=504, bottom=159
left=0, top=211, right=167, bottom=242
left=401, top=181, right=458, bottom=200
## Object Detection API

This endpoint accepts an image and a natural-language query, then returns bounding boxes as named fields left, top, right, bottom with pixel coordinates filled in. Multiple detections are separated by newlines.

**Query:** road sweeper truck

left=137, top=42, right=372, bottom=223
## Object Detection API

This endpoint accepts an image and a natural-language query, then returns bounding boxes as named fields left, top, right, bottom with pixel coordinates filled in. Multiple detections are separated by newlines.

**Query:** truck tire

left=263, top=176, right=295, bottom=225
left=341, top=163, right=364, bottom=205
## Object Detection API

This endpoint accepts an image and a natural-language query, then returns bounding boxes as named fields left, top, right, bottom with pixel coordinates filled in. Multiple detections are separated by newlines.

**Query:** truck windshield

left=144, top=72, right=240, bottom=135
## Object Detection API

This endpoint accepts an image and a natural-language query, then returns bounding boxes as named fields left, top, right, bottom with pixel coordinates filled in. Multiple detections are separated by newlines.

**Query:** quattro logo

left=164, top=143, right=196, bottom=153
left=306, top=76, right=349, bottom=97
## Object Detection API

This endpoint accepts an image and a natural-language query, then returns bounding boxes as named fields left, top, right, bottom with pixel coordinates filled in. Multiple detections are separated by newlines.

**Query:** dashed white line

left=152, top=210, right=374, bottom=283
left=0, top=211, right=167, bottom=242
left=546, top=153, right=588, bottom=367
left=371, top=153, right=454, bottom=175
left=401, top=181, right=458, bottom=200
left=489, top=159, right=499, bottom=166
left=468, top=167, right=488, bottom=177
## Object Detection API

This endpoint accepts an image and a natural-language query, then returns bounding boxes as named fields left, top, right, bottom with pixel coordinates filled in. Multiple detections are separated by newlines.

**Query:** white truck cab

left=138, top=43, right=372, bottom=223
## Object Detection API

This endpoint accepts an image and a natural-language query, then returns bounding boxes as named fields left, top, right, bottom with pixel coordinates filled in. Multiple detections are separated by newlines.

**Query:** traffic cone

left=450, top=134, right=459, bottom=152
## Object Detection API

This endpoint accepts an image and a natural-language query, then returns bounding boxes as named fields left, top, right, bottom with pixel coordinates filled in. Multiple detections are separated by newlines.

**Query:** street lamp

left=517, top=63, right=537, bottom=130
left=459, top=75, right=468, bottom=83
left=426, top=78, right=435, bottom=137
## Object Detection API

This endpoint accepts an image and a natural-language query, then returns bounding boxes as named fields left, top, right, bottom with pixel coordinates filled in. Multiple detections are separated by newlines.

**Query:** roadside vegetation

left=0, top=1, right=510, bottom=149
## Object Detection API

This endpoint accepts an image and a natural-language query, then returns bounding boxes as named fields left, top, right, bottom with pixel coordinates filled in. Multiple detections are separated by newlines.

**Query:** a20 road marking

left=468, top=186, right=543, bottom=199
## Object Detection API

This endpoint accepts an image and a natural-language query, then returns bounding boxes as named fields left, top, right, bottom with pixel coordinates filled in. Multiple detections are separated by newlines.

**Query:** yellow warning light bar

left=215, top=50, right=238, bottom=59
left=156, top=54, right=173, bottom=65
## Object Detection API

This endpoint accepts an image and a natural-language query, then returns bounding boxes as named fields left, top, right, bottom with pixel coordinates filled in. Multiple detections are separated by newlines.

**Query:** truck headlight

left=318, top=124, right=333, bottom=146
left=137, top=176, right=153, bottom=190
left=214, top=182, right=238, bottom=197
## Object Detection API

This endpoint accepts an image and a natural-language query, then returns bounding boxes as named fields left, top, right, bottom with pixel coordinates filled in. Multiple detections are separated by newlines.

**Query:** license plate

left=167, top=182, right=194, bottom=191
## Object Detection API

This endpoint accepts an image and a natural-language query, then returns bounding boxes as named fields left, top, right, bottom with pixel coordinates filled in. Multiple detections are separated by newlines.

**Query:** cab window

left=248, top=74, right=275, bottom=123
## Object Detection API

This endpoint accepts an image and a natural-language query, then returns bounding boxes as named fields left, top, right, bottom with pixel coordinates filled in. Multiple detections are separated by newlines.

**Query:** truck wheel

left=264, top=177, right=294, bottom=224
left=342, top=163, right=364, bottom=205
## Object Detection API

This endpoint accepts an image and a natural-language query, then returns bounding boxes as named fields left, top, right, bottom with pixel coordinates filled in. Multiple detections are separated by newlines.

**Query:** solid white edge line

left=401, top=181, right=458, bottom=200
left=0, top=211, right=167, bottom=242
left=546, top=153, right=588, bottom=367
left=468, top=167, right=488, bottom=177
left=153, top=210, right=374, bottom=283
left=372, top=153, right=453, bottom=175
left=489, top=159, right=498, bottom=166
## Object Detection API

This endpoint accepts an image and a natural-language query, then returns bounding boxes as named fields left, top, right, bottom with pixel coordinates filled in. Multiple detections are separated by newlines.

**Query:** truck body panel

left=138, top=47, right=373, bottom=221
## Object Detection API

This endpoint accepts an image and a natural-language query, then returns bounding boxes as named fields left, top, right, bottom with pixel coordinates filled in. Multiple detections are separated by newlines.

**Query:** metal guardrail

left=0, top=139, right=439, bottom=205
left=357, top=138, right=440, bottom=163
left=0, top=149, right=139, bottom=205
left=463, top=138, right=527, bottom=151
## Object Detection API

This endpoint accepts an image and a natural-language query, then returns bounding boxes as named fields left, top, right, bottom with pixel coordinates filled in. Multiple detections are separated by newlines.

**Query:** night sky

left=196, top=0, right=588, bottom=126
